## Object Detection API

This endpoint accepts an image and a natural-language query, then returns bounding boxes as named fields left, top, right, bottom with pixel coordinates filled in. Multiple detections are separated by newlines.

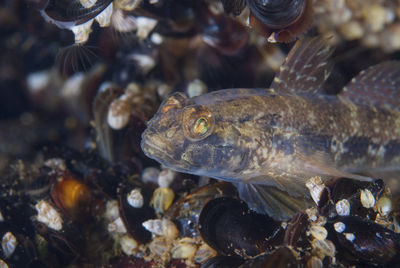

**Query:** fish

left=141, top=37, right=400, bottom=220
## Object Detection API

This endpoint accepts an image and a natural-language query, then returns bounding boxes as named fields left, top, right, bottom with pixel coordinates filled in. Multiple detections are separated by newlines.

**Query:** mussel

left=248, top=0, right=313, bottom=42
left=327, top=216, right=400, bottom=265
left=39, top=0, right=113, bottom=27
left=198, top=197, right=280, bottom=258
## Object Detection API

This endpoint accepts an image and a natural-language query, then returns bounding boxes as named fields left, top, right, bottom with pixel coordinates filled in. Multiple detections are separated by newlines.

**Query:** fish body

left=141, top=38, right=400, bottom=219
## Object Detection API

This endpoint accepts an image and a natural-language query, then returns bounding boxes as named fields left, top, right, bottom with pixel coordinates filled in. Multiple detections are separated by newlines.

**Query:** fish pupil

left=194, top=117, right=209, bottom=135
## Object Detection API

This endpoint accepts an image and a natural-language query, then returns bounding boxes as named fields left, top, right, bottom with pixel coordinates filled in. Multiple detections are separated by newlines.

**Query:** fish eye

left=183, top=105, right=214, bottom=141
left=194, top=117, right=210, bottom=135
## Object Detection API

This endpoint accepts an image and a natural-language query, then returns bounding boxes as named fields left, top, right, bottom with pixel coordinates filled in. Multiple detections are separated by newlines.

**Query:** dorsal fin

left=270, top=37, right=335, bottom=94
left=341, top=62, right=400, bottom=110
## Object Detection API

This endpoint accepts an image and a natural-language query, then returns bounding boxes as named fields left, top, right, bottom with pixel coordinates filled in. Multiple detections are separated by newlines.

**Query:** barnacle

left=2, top=0, right=400, bottom=267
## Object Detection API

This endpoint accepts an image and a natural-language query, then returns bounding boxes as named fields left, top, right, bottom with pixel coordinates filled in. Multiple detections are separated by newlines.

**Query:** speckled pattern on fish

left=141, top=38, right=400, bottom=220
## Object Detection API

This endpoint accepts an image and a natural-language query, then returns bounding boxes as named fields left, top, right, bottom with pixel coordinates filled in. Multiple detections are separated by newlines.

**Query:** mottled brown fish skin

left=141, top=88, right=400, bottom=196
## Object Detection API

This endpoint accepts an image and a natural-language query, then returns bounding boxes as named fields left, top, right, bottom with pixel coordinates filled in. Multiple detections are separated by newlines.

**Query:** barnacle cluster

left=314, top=0, right=400, bottom=52
left=1, top=0, right=400, bottom=267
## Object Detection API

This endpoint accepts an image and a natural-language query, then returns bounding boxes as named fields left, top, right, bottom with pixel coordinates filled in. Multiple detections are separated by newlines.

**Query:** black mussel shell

left=201, top=255, right=245, bottom=268
left=318, top=178, right=385, bottom=218
left=327, top=216, right=400, bottom=265
left=34, top=221, right=83, bottom=263
left=118, top=185, right=156, bottom=244
left=42, top=0, right=113, bottom=25
left=247, top=0, right=306, bottom=29
left=166, top=182, right=237, bottom=238
left=198, top=197, right=280, bottom=258
left=240, top=247, right=299, bottom=267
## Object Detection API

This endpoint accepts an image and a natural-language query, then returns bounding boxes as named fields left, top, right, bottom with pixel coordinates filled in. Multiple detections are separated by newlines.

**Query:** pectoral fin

left=341, top=61, right=400, bottom=110
left=270, top=37, right=334, bottom=94
left=234, top=182, right=314, bottom=220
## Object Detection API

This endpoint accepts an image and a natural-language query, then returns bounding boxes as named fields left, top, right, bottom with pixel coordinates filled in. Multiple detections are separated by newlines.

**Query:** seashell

left=240, top=247, right=299, bottom=267
left=33, top=221, right=82, bottom=261
left=374, top=196, right=392, bottom=217
left=360, top=189, right=375, bottom=208
left=142, top=219, right=179, bottom=240
left=165, top=182, right=238, bottom=238
left=309, top=225, right=328, bottom=241
left=150, top=187, right=175, bottom=214
left=193, top=243, right=217, bottom=264
left=171, top=237, right=198, bottom=260
left=1, top=232, right=17, bottom=258
left=318, top=178, right=385, bottom=218
left=335, top=199, right=350, bottom=216
left=50, top=171, right=94, bottom=218
left=119, top=235, right=138, bottom=256
left=35, top=200, right=63, bottom=231
left=201, top=255, right=244, bottom=268
left=127, top=188, right=144, bottom=208
left=311, top=239, right=336, bottom=259
left=248, top=0, right=306, bottom=29
left=40, top=0, right=113, bottom=27
left=118, top=185, right=156, bottom=244
left=198, top=197, right=279, bottom=258
left=327, top=216, right=400, bottom=265
left=247, top=0, right=314, bottom=42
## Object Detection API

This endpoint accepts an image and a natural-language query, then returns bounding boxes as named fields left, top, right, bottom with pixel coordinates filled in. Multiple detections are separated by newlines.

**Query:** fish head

left=141, top=91, right=246, bottom=178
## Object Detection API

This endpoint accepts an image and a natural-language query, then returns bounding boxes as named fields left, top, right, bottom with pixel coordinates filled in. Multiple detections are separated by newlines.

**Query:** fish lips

left=141, top=129, right=191, bottom=172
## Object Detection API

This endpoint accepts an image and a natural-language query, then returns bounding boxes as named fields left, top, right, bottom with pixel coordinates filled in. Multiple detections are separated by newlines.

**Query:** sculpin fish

left=141, top=38, right=400, bottom=220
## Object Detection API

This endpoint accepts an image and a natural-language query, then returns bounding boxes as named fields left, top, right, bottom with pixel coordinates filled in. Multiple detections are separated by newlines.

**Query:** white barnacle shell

left=127, top=189, right=144, bottom=208
left=158, top=168, right=176, bottom=188
left=335, top=199, right=350, bottom=216
left=104, top=200, right=120, bottom=221
left=1, top=232, right=17, bottom=258
left=194, top=244, right=217, bottom=264
left=150, top=187, right=175, bottom=214
left=0, top=259, right=9, bottom=268
left=360, top=189, right=375, bottom=208
left=136, top=17, right=158, bottom=39
left=107, top=95, right=131, bottom=130
left=71, top=19, right=94, bottom=44
left=95, top=2, right=113, bottom=27
left=141, top=167, right=160, bottom=184
left=375, top=196, right=392, bottom=216
left=171, top=237, right=198, bottom=260
left=148, top=236, right=169, bottom=257
left=309, top=225, right=328, bottom=240
left=119, top=235, right=138, bottom=255
left=142, top=219, right=179, bottom=240
left=344, top=233, right=355, bottom=242
left=333, top=222, right=346, bottom=233
left=111, top=9, right=137, bottom=33
left=79, top=0, right=96, bottom=8
left=107, top=217, right=127, bottom=234
left=35, top=200, right=63, bottom=231
left=306, top=176, right=325, bottom=204
left=311, top=239, right=336, bottom=259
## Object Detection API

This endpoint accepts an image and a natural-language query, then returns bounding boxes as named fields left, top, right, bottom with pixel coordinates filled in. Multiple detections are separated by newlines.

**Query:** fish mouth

left=141, top=133, right=192, bottom=172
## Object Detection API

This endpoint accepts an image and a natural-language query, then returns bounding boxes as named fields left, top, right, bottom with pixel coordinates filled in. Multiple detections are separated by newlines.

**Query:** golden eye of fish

left=193, top=117, right=210, bottom=135
left=183, top=105, right=214, bottom=141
